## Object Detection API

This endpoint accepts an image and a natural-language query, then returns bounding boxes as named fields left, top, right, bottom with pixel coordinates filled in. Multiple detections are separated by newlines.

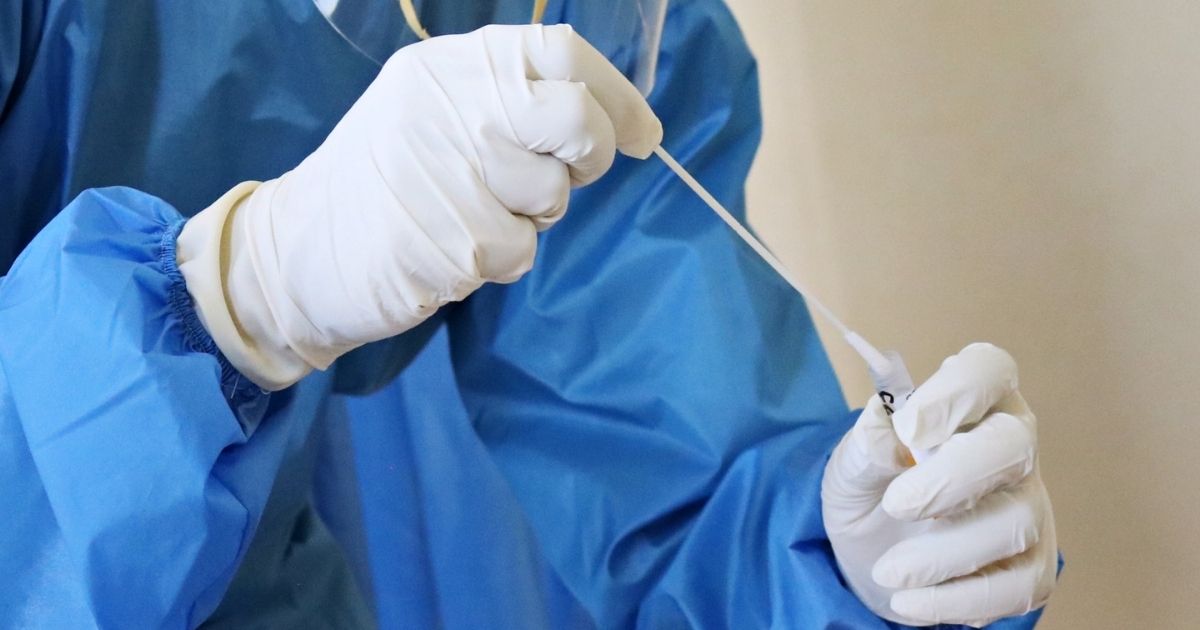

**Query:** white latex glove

left=177, top=24, right=662, bottom=389
left=822, top=343, right=1057, bottom=627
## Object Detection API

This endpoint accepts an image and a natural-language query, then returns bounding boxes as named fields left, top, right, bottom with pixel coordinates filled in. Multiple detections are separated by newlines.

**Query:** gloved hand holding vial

left=655, top=144, right=1058, bottom=626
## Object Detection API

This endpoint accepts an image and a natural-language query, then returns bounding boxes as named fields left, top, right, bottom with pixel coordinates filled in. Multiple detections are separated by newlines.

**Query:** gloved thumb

left=822, top=395, right=913, bottom=523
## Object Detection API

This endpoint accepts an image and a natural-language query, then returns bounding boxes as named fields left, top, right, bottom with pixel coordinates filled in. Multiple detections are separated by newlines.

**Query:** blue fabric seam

left=160, top=219, right=266, bottom=403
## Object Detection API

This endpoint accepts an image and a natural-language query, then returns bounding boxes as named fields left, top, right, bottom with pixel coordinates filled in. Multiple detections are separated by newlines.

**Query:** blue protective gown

left=0, top=0, right=1047, bottom=628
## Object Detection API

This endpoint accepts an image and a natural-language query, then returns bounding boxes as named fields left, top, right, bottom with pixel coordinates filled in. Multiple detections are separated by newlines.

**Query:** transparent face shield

left=314, top=0, right=668, bottom=96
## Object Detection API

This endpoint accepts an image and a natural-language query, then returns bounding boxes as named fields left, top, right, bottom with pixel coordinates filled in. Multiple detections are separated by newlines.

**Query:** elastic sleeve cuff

left=161, top=217, right=268, bottom=405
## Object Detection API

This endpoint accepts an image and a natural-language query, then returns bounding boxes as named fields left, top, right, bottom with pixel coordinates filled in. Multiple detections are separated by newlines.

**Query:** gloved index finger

left=893, top=343, right=1019, bottom=452
left=489, top=23, right=663, bottom=158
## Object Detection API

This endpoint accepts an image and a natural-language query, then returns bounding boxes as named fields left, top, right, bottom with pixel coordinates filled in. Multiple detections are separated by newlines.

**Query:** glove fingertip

left=617, top=115, right=663, bottom=159
left=889, top=589, right=935, bottom=625
left=871, top=557, right=905, bottom=590
left=881, top=477, right=927, bottom=522
left=892, top=402, right=945, bottom=452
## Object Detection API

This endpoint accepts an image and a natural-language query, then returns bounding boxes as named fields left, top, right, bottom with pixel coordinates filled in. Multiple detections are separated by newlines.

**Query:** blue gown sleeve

left=0, top=188, right=288, bottom=628
left=443, top=1, right=1047, bottom=628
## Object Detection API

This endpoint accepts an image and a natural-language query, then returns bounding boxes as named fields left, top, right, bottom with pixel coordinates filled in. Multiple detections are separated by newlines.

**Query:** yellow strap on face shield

left=398, top=0, right=546, bottom=41
left=398, top=0, right=432, bottom=39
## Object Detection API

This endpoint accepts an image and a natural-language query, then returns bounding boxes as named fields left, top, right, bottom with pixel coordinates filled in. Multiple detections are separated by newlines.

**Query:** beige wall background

left=723, top=1, right=1198, bottom=628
